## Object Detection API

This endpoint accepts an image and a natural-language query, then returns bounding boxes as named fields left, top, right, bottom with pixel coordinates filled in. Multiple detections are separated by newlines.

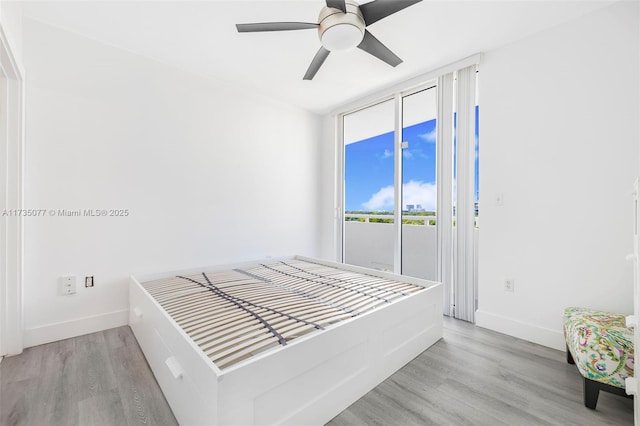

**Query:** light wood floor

left=328, top=317, right=634, bottom=426
left=1, top=317, right=633, bottom=426
left=0, top=327, right=178, bottom=426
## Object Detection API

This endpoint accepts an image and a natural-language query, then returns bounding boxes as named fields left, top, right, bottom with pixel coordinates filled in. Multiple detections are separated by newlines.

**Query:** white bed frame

left=129, top=255, right=443, bottom=425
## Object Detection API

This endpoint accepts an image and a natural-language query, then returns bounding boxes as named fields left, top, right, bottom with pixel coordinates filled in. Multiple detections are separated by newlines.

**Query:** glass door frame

left=337, top=80, right=440, bottom=276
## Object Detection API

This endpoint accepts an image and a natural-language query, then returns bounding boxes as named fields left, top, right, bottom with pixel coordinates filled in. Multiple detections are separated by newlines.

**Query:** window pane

left=401, top=87, right=437, bottom=280
left=343, top=99, right=395, bottom=271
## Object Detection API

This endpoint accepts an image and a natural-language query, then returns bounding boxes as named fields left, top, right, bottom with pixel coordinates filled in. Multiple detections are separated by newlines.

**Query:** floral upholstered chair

left=563, top=307, right=635, bottom=409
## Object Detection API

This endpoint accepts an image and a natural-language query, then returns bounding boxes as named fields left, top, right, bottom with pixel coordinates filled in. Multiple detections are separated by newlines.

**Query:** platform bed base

left=129, top=256, right=443, bottom=425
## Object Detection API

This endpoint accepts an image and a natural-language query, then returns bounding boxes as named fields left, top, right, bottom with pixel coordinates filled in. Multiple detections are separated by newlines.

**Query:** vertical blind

left=435, top=64, right=478, bottom=321
left=436, top=73, right=454, bottom=316
left=453, top=65, right=478, bottom=322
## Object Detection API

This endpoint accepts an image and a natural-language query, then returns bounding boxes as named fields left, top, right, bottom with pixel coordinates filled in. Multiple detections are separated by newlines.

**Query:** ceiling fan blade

left=360, top=0, right=423, bottom=26
left=357, top=30, right=402, bottom=67
left=326, top=0, right=347, bottom=13
left=236, top=22, right=319, bottom=32
left=303, top=47, right=331, bottom=80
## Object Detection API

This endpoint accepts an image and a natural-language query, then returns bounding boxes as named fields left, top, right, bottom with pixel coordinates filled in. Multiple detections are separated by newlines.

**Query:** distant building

left=405, top=204, right=426, bottom=213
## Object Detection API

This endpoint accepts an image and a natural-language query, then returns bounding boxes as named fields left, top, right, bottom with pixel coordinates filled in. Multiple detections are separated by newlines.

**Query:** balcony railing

left=343, top=213, right=479, bottom=281
left=345, top=213, right=478, bottom=227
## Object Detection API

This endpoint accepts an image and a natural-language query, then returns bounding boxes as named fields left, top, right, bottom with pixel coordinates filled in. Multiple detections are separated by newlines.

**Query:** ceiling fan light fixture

left=320, top=24, right=364, bottom=51
left=236, top=0, right=424, bottom=80
left=318, top=1, right=365, bottom=51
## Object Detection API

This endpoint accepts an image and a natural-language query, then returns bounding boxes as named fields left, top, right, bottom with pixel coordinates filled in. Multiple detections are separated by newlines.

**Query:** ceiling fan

left=236, top=0, right=422, bottom=80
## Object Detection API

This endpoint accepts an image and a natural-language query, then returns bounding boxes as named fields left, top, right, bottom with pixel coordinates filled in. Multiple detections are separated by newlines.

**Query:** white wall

left=22, top=18, right=323, bottom=347
left=477, top=1, right=639, bottom=350
left=0, top=1, right=22, bottom=64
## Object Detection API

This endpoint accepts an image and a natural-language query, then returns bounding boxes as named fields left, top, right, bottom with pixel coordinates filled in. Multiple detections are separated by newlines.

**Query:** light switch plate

left=59, top=275, right=76, bottom=295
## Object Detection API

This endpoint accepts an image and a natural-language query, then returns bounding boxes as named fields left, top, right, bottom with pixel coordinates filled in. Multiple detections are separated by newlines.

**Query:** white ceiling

left=21, top=0, right=615, bottom=114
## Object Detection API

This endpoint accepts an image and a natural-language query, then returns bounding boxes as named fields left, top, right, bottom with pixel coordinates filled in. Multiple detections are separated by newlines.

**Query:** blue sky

left=345, top=106, right=479, bottom=213
left=345, top=119, right=437, bottom=212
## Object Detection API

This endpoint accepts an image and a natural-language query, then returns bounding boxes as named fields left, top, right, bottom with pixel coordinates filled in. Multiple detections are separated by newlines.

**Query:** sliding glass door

left=342, top=85, right=439, bottom=281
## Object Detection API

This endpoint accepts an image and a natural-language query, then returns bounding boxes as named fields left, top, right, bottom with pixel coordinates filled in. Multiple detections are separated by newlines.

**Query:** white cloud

left=418, top=128, right=437, bottom=143
left=381, top=149, right=393, bottom=159
left=362, top=180, right=437, bottom=211
left=362, top=185, right=394, bottom=211
left=403, top=180, right=437, bottom=211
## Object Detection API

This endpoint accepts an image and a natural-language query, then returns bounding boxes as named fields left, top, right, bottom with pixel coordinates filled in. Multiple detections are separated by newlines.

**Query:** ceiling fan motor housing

left=318, top=1, right=365, bottom=51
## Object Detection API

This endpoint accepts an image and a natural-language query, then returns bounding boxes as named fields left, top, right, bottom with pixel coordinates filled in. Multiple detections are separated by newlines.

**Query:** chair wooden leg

left=583, top=377, right=600, bottom=409
left=566, top=345, right=575, bottom=365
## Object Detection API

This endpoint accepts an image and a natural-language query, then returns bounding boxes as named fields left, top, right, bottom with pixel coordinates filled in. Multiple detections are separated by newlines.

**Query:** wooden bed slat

left=141, top=259, right=424, bottom=370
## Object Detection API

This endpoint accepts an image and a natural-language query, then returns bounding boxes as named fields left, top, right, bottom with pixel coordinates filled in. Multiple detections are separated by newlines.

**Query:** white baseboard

left=23, top=309, right=129, bottom=348
left=475, top=310, right=565, bottom=351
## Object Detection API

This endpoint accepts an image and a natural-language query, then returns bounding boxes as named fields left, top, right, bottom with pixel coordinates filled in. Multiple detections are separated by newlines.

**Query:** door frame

left=0, top=23, right=25, bottom=357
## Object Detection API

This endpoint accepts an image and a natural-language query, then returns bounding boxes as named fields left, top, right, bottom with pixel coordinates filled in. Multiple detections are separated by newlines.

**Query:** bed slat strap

left=258, top=263, right=391, bottom=304
left=177, top=274, right=288, bottom=346
left=234, top=268, right=358, bottom=316
left=279, top=261, right=410, bottom=297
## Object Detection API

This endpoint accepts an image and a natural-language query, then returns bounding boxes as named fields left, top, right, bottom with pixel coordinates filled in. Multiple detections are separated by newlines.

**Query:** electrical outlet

left=504, top=279, right=515, bottom=292
left=85, top=276, right=94, bottom=288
